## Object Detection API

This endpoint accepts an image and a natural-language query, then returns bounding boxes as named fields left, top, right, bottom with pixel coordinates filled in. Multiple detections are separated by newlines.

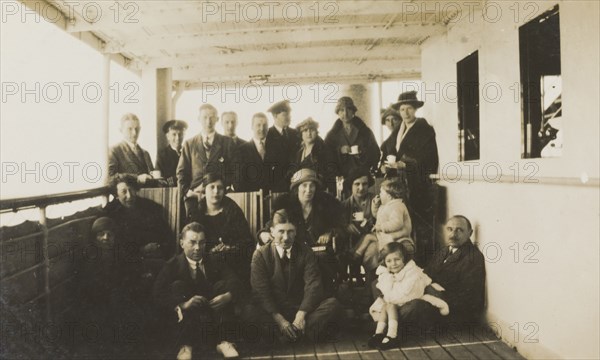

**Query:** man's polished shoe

left=177, top=345, right=192, bottom=360
left=216, top=341, right=239, bottom=359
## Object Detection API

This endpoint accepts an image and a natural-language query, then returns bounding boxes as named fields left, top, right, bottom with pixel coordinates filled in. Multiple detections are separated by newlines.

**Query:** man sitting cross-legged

left=250, top=209, right=341, bottom=343
left=153, top=222, right=241, bottom=359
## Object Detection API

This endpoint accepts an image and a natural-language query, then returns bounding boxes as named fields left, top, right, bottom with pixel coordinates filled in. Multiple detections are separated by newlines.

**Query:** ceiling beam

left=103, top=23, right=444, bottom=54
left=61, top=0, right=475, bottom=33
left=131, top=44, right=421, bottom=69
left=171, top=58, right=421, bottom=83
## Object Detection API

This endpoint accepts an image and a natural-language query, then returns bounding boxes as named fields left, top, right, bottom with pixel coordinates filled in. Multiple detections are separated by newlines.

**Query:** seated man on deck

left=250, top=209, right=341, bottom=343
left=373, top=215, right=486, bottom=332
left=154, top=222, right=241, bottom=359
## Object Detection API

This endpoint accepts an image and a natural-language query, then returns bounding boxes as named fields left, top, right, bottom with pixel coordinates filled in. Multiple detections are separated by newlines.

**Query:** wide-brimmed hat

left=296, top=117, right=319, bottom=132
left=344, top=167, right=374, bottom=191
left=335, top=96, right=358, bottom=114
left=290, top=168, right=322, bottom=191
left=380, top=107, right=401, bottom=125
left=91, top=217, right=116, bottom=234
left=392, top=91, right=424, bottom=110
left=267, top=100, right=291, bottom=114
left=162, top=119, right=188, bottom=133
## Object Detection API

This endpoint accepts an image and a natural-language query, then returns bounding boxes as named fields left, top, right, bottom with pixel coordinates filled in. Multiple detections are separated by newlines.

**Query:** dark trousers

left=249, top=297, right=342, bottom=343
left=170, top=280, right=235, bottom=348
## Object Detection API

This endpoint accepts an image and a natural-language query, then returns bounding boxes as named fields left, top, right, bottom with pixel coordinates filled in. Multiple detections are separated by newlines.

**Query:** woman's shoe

left=377, top=336, right=400, bottom=350
left=367, top=333, right=385, bottom=348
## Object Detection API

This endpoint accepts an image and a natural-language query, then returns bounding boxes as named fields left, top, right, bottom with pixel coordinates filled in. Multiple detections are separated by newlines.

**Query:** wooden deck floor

left=237, top=323, right=526, bottom=360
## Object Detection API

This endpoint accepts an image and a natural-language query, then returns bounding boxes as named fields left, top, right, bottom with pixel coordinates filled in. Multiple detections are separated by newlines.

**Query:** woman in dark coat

left=324, top=97, right=380, bottom=186
left=380, top=91, right=439, bottom=266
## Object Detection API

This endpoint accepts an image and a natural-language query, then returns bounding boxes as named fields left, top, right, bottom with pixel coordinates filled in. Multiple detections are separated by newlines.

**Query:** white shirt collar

left=275, top=244, right=292, bottom=259
left=274, top=124, right=285, bottom=135
left=185, top=256, right=202, bottom=267
left=253, top=137, right=266, bottom=147
left=202, top=132, right=215, bottom=143
left=125, top=140, right=138, bottom=149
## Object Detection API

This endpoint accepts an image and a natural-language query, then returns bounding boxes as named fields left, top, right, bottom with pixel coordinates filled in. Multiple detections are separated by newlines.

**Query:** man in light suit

left=108, top=113, right=155, bottom=184
left=177, top=104, right=236, bottom=218
left=235, top=112, right=270, bottom=192
left=250, top=209, right=341, bottom=343
left=153, top=222, right=241, bottom=359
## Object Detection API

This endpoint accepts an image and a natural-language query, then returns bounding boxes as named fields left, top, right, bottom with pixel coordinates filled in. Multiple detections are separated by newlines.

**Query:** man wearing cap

left=251, top=210, right=341, bottom=343
left=324, top=97, right=380, bottom=187
left=265, top=100, right=301, bottom=192
left=291, top=117, right=337, bottom=193
left=156, top=120, right=188, bottom=187
left=235, top=112, right=270, bottom=192
left=108, top=113, right=155, bottom=185
left=221, top=111, right=246, bottom=149
left=382, top=91, right=439, bottom=266
left=177, top=104, right=237, bottom=218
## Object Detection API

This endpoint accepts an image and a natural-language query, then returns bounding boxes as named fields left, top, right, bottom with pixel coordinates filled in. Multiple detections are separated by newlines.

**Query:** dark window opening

left=519, top=5, right=562, bottom=158
left=457, top=51, right=480, bottom=161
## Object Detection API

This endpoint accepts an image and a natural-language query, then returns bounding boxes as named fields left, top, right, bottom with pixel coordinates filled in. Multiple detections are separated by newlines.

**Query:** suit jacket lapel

left=271, top=244, right=286, bottom=290
left=287, top=245, right=299, bottom=292
left=121, top=142, right=146, bottom=170
left=196, top=136, right=208, bottom=162
left=209, top=135, right=223, bottom=162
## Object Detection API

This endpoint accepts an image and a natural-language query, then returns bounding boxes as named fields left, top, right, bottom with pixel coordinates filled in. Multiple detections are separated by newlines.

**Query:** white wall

left=420, top=1, right=599, bottom=359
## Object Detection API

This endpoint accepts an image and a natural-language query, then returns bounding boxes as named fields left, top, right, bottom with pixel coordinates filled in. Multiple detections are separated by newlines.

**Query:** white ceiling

left=42, top=0, right=483, bottom=87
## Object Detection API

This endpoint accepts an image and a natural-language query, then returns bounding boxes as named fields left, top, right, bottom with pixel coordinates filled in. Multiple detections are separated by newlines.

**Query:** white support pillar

left=102, top=54, right=111, bottom=184
left=156, top=68, right=173, bottom=151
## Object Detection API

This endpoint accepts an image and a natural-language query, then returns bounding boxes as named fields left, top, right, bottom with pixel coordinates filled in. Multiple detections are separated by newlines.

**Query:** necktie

left=203, top=137, right=212, bottom=153
left=134, top=144, right=145, bottom=162
left=282, top=127, right=288, bottom=139
left=281, top=252, right=290, bottom=284
left=195, top=261, right=205, bottom=284
left=444, top=247, right=458, bottom=263
left=257, top=140, right=266, bottom=160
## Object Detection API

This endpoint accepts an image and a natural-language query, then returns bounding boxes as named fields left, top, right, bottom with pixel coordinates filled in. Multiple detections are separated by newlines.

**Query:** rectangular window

left=457, top=51, right=480, bottom=161
left=519, top=5, right=562, bottom=158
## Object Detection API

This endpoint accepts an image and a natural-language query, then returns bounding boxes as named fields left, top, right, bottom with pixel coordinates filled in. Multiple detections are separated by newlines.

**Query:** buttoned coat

left=176, top=133, right=236, bottom=194
left=251, top=242, right=324, bottom=314
left=108, top=141, right=154, bottom=178
left=424, top=241, right=485, bottom=323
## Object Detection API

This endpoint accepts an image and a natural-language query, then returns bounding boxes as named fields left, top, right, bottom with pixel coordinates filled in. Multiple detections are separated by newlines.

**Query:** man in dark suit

left=221, top=111, right=246, bottom=149
left=386, top=215, right=486, bottom=329
left=156, top=120, right=188, bottom=187
left=108, top=113, right=155, bottom=185
left=235, top=112, right=270, bottom=192
left=250, top=210, right=341, bottom=343
left=154, top=222, right=241, bottom=359
left=177, top=104, right=237, bottom=217
left=382, top=91, right=439, bottom=266
left=265, top=100, right=300, bottom=192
